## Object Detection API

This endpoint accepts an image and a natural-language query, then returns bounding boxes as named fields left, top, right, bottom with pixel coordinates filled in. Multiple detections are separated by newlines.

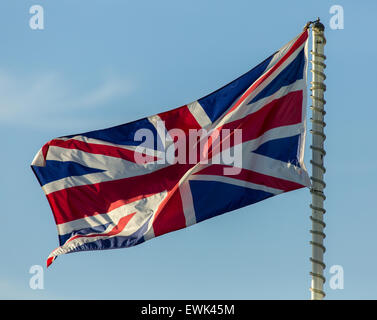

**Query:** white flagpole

left=307, top=19, right=327, bottom=300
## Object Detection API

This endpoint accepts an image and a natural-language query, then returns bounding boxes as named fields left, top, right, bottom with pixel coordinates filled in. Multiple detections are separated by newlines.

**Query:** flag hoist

left=305, top=18, right=327, bottom=300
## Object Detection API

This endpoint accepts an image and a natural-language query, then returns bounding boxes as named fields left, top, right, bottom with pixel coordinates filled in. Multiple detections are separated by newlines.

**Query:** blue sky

left=1, top=0, right=376, bottom=299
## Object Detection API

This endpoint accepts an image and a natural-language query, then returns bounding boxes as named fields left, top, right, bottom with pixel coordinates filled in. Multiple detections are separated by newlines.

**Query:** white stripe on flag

left=189, top=174, right=283, bottom=195
left=187, top=101, right=212, bottom=128
left=179, top=181, right=197, bottom=227
left=42, top=146, right=170, bottom=194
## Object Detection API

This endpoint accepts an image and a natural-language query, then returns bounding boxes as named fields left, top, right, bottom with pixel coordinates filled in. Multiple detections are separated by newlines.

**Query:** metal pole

left=309, top=19, right=327, bottom=300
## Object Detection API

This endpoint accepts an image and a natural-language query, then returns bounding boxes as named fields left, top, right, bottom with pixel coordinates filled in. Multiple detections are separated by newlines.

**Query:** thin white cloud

left=74, top=76, right=132, bottom=109
left=0, top=69, right=135, bottom=130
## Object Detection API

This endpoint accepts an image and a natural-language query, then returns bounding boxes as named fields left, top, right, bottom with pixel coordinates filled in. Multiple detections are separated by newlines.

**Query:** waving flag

left=32, top=29, right=311, bottom=266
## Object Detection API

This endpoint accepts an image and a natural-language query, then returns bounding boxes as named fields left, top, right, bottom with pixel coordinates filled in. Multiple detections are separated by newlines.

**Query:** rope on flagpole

left=307, top=18, right=327, bottom=300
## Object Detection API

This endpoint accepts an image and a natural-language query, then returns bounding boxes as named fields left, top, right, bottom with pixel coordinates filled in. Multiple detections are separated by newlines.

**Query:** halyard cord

left=309, top=27, right=327, bottom=298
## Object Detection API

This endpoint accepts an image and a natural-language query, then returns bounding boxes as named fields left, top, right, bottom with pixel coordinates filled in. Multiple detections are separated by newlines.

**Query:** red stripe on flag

left=46, top=256, right=55, bottom=268
left=48, top=139, right=158, bottom=163
left=224, top=90, right=303, bottom=139
left=42, top=142, right=50, bottom=162
left=158, top=105, right=202, bottom=133
left=152, top=187, right=186, bottom=237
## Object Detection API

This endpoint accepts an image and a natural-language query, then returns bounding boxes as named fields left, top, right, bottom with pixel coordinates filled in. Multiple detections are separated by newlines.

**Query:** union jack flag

left=32, top=30, right=311, bottom=267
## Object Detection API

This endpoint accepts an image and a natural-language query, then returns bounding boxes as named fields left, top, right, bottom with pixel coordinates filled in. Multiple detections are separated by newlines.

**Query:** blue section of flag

left=58, top=223, right=112, bottom=246
left=190, top=180, right=274, bottom=223
left=71, top=218, right=149, bottom=252
left=32, top=160, right=105, bottom=187
left=252, top=134, right=301, bottom=167
left=198, top=54, right=274, bottom=122
left=64, top=118, right=163, bottom=150
left=249, top=49, right=305, bottom=104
